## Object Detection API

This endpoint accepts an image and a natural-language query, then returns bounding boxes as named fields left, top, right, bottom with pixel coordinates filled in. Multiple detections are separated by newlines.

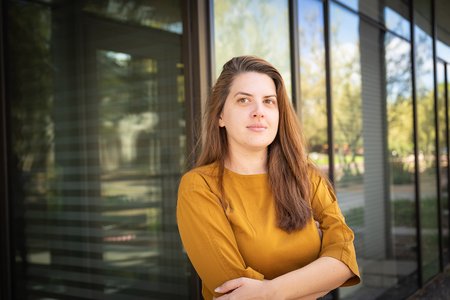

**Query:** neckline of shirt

left=224, top=167, right=268, bottom=178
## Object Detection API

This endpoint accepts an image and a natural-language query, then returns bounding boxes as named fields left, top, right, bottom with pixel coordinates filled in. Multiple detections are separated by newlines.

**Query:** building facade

left=0, top=0, right=449, bottom=299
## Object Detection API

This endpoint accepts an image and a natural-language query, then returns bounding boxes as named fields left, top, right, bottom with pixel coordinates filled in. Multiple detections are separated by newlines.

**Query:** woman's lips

left=247, top=124, right=267, bottom=132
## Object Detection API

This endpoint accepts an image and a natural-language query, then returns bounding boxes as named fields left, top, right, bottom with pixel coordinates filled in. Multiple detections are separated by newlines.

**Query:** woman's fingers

left=215, top=277, right=245, bottom=294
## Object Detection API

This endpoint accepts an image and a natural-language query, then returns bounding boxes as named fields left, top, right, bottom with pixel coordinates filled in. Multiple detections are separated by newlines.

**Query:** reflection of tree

left=214, top=0, right=291, bottom=93
left=299, top=5, right=363, bottom=178
left=330, top=21, right=363, bottom=180
left=385, top=31, right=414, bottom=175
left=334, top=77, right=363, bottom=179
left=385, top=27, right=440, bottom=180
left=98, top=53, right=159, bottom=171
left=298, top=5, right=328, bottom=154
left=9, top=4, right=53, bottom=176
left=83, top=0, right=182, bottom=33
left=415, top=30, right=437, bottom=171
left=8, top=4, right=53, bottom=298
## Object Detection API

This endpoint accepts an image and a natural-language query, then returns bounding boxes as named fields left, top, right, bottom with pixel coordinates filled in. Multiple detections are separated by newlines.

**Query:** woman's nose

left=252, top=111, right=264, bottom=118
left=252, top=103, right=264, bottom=118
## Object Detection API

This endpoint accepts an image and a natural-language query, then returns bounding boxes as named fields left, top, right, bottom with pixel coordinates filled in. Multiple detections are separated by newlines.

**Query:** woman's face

left=219, top=72, right=279, bottom=154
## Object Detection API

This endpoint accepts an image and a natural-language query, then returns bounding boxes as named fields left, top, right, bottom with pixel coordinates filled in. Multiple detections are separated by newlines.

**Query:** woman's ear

left=218, top=115, right=225, bottom=127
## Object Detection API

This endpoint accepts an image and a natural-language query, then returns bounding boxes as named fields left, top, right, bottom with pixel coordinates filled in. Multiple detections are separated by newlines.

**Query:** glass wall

left=298, top=0, right=328, bottom=174
left=384, top=0, right=411, bottom=40
left=413, top=0, right=440, bottom=284
left=6, top=0, right=190, bottom=299
left=213, top=0, right=292, bottom=97
left=385, top=31, right=418, bottom=300
left=384, top=1, right=419, bottom=298
left=329, top=9, right=366, bottom=284
left=330, top=1, right=419, bottom=298
left=3, top=0, right=450, bottom=299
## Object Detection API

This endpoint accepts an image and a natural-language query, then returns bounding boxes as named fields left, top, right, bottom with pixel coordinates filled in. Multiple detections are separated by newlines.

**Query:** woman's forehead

left=229, top=72, right=276, bottom=96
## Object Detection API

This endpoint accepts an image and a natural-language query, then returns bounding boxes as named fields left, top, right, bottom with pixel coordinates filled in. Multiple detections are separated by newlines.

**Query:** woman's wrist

left=264, top=279, right=285, bottom=300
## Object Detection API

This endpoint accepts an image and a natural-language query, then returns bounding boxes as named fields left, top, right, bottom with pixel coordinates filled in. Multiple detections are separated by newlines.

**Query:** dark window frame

left=0, top=0, right=12, bottom=298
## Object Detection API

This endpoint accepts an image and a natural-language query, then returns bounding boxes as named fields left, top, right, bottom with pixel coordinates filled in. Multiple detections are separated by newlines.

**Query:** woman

left=177, top=56, right=360, bottom=300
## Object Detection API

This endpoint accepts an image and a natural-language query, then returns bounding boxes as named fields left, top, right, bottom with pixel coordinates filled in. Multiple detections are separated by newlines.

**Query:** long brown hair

left=196, top=55, right=313, bottom=232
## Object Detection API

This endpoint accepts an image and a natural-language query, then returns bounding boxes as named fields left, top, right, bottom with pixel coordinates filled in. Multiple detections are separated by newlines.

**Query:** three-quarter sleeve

left=176, top=171, right=264, bottom=299
left=309, top=171, right=361, bottom=286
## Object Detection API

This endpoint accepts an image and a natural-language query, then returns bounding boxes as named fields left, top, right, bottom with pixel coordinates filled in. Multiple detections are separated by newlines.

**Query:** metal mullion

left=182, top=0, right=212, bottom=299
left=410, top=0, right=423, bottom=287
left=208, top=0, right=216, bottom=84
left=0, top=0, right=12, bottom=298
left=182, top=0, right=211, bottom=298
left=289, top=0, right=301, bottom=112
left=323, top=0, right=335, bottom=187
left=437, top=57, right=449, bottom=65
left=182, top=0, right=200, bottom=169
left=445, top=61, right=450, bottom=265
left=431, top=0, right=444, bottom=273
left=324, top=1, right=338, bottom=298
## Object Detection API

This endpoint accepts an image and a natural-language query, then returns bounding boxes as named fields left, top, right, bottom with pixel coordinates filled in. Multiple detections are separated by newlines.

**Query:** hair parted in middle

left=196, top=55, right=316, bottom=232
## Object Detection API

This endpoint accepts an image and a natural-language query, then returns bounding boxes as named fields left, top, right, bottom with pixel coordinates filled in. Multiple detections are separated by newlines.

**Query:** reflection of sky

left=415, top=26, right=435, bottom=92
left=336, top=0, right=358, bottom=11
left=214, top=0, right=291, bottom=96
left=385, top=34, right=412, bottom=103
left=437, top=40, right=450, bottom=63
left=105, top=51, right=131, bottom=66
left=330, top=2, right=359, bottom=45
left=437, top=62, right=445, bottom=85
left=448, top=66, right=450, bottom=87
left=298, top=0, right=323, bottom=58
left=385, top=8, right=410, bottom=40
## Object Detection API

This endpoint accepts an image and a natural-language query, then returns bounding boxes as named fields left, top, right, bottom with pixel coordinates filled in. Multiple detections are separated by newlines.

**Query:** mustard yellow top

left=177, top=163, right=360, bottom=300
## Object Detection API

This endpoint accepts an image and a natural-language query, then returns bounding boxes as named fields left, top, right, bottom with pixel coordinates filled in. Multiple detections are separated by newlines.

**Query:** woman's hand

left=213, top=277, right=277, bottom=300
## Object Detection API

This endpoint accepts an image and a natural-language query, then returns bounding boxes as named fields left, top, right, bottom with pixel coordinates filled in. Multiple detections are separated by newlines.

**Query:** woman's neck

left=224, top=148, right=268, bottom=175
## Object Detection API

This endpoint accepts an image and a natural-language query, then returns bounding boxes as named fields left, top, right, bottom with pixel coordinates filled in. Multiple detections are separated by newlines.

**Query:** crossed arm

left=214, top=256, right=353, bottom=300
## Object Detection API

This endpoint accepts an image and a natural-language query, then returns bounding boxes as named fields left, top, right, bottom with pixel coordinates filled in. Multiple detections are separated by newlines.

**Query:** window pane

left=330, top=5, right=365, bottom=298
left=7, top=1, right=190, bottom=299
left=414, top=0, right=440, bottom=283
left=436, top=0, right=450, bottom=62
left=213, top=0, right=292, bottom=98
left=437, top=41, right=450, bottom=63
left=385, top=32, right=419, bottom=297
left=298, top=0, right=328, bottom=174
left=384, top=0, right=411, bottom=40
left=336, top=0, right=380, bottom=21
left=83, top=0, right=183, bottom=33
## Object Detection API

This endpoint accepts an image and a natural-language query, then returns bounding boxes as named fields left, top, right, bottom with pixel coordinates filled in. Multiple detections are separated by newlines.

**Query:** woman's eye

left=264, top=98, right=276, bottom=104
left=238, top=98, right=250, bottom=103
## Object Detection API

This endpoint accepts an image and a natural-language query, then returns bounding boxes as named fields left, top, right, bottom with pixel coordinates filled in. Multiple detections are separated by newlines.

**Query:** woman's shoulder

left=183, top=162, right=220, bottom=179
left=306, top=161, right=332, bottom=191
left=179, top=162, right=220, bottom=191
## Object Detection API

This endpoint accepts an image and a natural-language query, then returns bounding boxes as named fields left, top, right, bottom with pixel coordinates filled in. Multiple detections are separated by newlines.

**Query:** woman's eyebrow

left=233, top=91, right=253, bottom=97
left=233, top=91, right=277, bottom=98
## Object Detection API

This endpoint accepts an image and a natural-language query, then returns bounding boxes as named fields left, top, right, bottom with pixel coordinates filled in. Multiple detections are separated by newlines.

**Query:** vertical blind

left=7, top=0, right=190, bottom=299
